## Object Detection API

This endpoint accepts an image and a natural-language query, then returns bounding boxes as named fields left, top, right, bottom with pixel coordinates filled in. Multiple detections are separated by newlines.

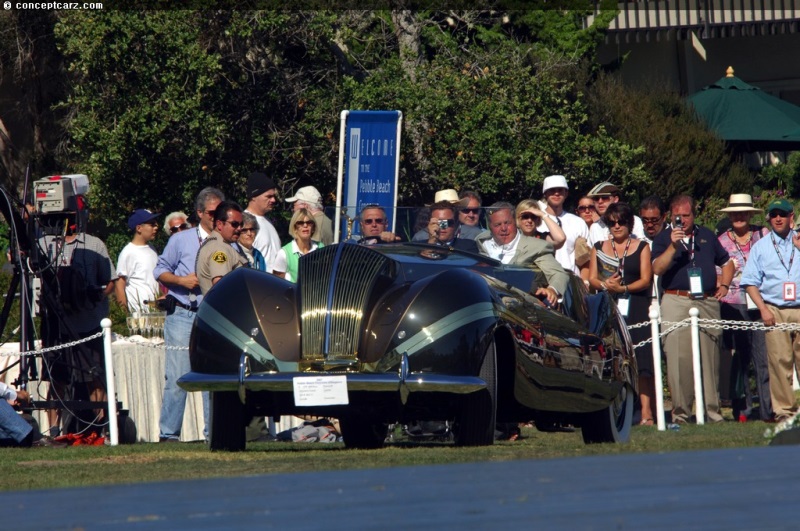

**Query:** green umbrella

left=687, top=67, right=800, bottom=152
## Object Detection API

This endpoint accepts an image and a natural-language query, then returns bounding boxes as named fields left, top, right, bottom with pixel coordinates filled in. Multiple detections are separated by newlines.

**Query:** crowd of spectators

left=11, top=174, right=796, bottom=449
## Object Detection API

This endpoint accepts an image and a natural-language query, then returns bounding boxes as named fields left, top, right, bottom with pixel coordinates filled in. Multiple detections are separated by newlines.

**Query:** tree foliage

left=0, top=8, right=754, bottom=249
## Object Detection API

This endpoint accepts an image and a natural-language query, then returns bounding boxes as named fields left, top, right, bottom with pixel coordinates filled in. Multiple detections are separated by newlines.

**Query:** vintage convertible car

left=178, top=241, right=637, bottom=451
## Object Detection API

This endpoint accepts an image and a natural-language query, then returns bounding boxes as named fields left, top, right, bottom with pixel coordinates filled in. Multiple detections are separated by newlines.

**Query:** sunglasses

left=239, top=227, right=258, bottom=234
left=223, top=220, right=243, bottom=229
left=577, top=205, right=595, bottom=212
left=641, top=217, right=663, bottom=225
left=204, top=209, right=216, bottom=216
left=295, top=220, right=315, bottom=227
left=362, top=218, right=385, bottom=225
left=461, top=208, right=480, bottom=215
left=169, top=223, right=189, bottom=234
left=769, top=210, right=792, bottom=219
left=519, top=214, right=539, bottom=221
left=607, top=219, right=627, bottom=227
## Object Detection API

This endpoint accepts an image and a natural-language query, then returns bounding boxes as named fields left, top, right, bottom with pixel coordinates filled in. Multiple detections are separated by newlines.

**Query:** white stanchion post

left=650, top=307, right=666, bottom=431
left=101, top=318, right=119, bottom=446
left=689, top=307, right=704, bottom=425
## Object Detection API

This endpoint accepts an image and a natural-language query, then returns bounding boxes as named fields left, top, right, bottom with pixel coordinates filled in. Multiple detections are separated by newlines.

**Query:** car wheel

left=208, top=391, right=246, bottom=452
left=581, top=383, right=634, bottom=444
left=454, top=340, right=497, bottom=446
left=339, top=416, right=389, bottom=449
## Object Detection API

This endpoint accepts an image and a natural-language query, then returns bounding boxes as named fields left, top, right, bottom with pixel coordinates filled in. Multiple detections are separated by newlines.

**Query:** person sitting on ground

left=515, top=199, right=566, bottom=248
left=0, top=382, right=33, bottom=447
left=476, top=201, right=569, bottom=306
left=273, top=208, right=325, bottom=282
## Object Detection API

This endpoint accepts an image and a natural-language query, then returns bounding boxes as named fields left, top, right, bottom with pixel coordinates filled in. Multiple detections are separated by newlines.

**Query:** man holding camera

left=424, top=201, right=479, bottom=253
left=652, top=195, right=734, bottom=424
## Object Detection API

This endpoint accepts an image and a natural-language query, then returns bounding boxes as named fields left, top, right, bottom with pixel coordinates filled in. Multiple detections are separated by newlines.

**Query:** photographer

left=652, top=195, right=734, bottom=424
left=424, top=201, right=478, bottom=253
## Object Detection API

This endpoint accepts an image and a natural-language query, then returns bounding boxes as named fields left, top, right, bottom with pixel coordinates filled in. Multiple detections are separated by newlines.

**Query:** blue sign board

left=337, top=110, right=402, bottom=239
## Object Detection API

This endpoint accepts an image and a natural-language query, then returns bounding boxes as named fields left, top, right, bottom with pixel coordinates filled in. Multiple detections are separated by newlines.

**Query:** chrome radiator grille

left=298, top=243, right=393, bottom=363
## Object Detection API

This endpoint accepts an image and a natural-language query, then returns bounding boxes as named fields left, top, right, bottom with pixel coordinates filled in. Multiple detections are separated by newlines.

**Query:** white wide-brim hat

left=427, top=189, right=470, bottom=208
left=719, top=193, right=761, bottom=213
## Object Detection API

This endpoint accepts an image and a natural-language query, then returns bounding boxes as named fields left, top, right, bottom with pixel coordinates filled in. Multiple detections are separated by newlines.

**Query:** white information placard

left=293, top=375, right=349, bottom=406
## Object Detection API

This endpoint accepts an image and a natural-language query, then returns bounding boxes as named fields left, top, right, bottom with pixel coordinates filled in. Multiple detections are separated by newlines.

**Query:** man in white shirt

left=116, top=209, right=160, bottom=314
left=538, top=175, right=590, bottom=274
left=244, top=172, right=282, bottom=272
left=588, top=181, right=645, bottom=244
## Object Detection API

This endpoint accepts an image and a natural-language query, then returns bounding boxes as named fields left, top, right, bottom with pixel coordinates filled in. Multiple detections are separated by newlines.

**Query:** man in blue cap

left=742, top=198, right=800, bottom=423
left=115, top=209, right=160, bottom=314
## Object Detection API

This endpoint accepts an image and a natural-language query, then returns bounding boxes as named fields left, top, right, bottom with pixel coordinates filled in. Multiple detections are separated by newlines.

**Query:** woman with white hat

left=717, top=194, right=773, bottom=422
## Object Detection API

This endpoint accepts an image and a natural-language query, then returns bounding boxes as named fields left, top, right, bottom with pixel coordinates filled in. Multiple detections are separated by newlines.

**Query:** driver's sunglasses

left=169, top=223, right=189, bottom=234
left=362, top=218, right=385, bottom=225
left=461, top=208, right=480, bottom=215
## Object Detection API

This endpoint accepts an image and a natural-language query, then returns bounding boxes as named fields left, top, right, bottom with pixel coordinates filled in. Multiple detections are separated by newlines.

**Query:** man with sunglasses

left=154, top=186, right=224, bottom=442
left=587, top=181, right=645, bottom=245
left=652, top=194, right=734, bottom=424
left=423, top=201, right=479, bottom=252
left=741, top=198, right=800, bottom=423
left=358, top=205, right=404, bottom=245
left=196, top=201, right=249, bottom=295
left=116, top=209, right=161, bottom=314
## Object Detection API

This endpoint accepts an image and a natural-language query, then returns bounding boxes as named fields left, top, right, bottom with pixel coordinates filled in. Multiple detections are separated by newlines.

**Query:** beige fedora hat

left=719, top=193, right=761, bottom=213
left=427, top=189, right=470, bottom=207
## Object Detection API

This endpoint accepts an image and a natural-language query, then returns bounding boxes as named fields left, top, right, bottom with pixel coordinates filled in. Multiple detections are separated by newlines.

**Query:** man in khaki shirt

left=196, top=200, right=249, bottom=295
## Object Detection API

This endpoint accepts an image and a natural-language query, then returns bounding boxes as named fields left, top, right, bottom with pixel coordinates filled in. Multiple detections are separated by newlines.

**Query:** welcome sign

left=335, top=110, right=402, bottom=240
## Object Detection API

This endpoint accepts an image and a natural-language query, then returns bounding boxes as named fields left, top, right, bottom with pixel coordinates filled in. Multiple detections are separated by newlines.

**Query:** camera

left=437, top=219, right=449, bottom=230
left=673, top=216, right=683, bottom=229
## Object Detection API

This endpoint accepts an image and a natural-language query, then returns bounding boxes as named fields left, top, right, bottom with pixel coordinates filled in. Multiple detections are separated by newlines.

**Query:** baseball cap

left=766, top=198, right=794, bottom=213
left=128, top=209, right=160, bottom=230
left=286, top=185, right=322, bottom=204
left=587, top=181, right=622, bottom=198
left=542, top=175, right=569, bottom=193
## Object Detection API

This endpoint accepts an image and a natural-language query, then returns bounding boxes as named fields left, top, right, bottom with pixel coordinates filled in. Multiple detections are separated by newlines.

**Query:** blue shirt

left=652, top=225, right=730, bottom=292
left=153, top=227, right=204, bottom=306
left=741, top=230, right=800, bottom=307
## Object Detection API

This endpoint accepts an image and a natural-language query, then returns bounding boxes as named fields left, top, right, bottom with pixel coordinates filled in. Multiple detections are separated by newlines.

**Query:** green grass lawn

left=1, top=419, right=773, bottom=492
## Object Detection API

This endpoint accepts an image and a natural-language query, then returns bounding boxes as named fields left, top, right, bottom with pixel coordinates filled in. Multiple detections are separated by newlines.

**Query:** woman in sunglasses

left=272, top=208, right=324, bottom=282
left=588, top=202, right=653, bottom=425
left=238, top=212, right=267, bottom=272
left=515, top=199, right=566, bottom=248
left=575, top=196, right=597, bottom=230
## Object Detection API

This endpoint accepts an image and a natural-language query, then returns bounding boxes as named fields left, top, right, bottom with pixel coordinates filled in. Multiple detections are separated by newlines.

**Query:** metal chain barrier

left=124, top=338, right=188, bottom=351
left=626, top=317, right=800, bottom=350
left=0, top=331, right=104, bottom=358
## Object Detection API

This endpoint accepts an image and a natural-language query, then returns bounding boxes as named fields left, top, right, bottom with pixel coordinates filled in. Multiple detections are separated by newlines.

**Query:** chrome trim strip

left=394, top=302, right=496, bottom=357
left=202, top=303, right=297, bottom=372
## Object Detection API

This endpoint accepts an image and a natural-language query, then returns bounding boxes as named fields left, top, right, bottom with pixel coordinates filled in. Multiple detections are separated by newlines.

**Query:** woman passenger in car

left=515, top=199, right=566, bottom=249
